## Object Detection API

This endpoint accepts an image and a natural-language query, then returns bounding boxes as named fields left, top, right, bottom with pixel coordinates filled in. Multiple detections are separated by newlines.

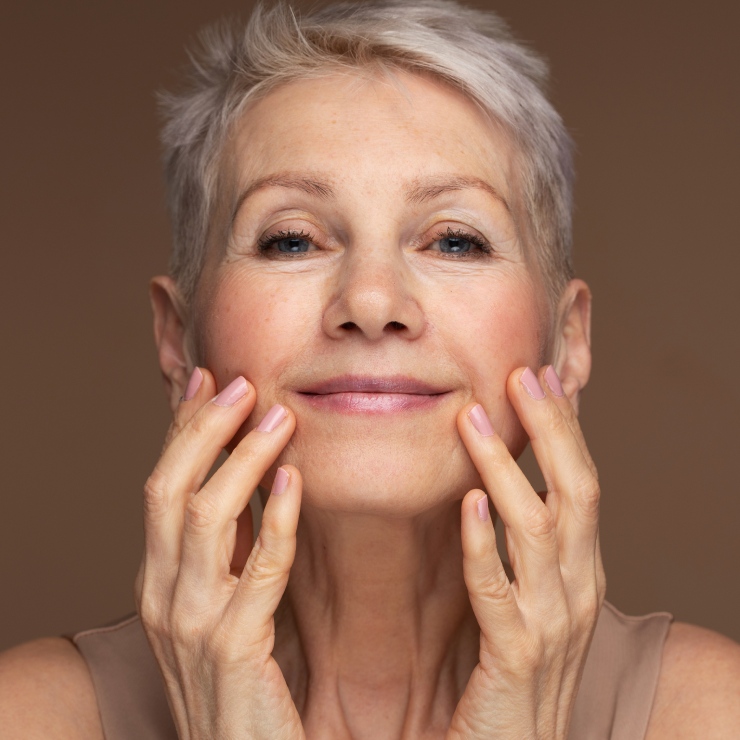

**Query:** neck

left=273, top=499, right=482, bottom=739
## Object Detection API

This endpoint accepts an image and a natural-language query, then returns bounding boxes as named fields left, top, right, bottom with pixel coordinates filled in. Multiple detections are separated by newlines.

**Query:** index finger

left=141, top=373, right=256, bottom=595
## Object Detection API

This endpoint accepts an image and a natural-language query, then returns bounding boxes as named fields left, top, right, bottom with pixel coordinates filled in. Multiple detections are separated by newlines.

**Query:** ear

left=150, top=275, right=192, bottom=413
left=551, top=278, right=592, bottom=414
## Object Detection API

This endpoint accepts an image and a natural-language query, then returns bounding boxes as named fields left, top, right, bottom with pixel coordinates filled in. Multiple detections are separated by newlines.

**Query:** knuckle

left=524, top=503, right=556, bottom=542
left=138, top=597, right=168, bottom=640
left=143, top=471, right=170, bottom=520
left=244, top=535, right=290, bottom=585
left=229, top=445, right=263, bottom=477
left=479, top=567, right=512, bottom=602
left=184, top=494, right=219, bottom=534
left=186, top=410, right=211, bottom=438
left=575, top=594, right=600, bottom=628
left=167, top=600, right=213, bottom=647
left=574, top=477, right=601, bottom=520
left=170, top=615, right=201, bottom=646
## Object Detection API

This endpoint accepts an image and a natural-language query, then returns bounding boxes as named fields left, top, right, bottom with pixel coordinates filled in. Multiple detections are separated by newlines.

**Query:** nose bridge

left=323, top=241, right=424, bottom=341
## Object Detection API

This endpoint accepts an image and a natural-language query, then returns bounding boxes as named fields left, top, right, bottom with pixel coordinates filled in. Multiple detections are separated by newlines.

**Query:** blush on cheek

left=447, top=278, right=542, bottom=454
left=196, top=275, right=314, bottom=411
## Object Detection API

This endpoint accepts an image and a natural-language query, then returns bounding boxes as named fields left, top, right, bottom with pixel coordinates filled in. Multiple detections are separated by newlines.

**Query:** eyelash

left=434, top=227, right=492, bottom=257
left=256, top=227, right=492, bottom=258
left=257, top=229, right=316, bottom=255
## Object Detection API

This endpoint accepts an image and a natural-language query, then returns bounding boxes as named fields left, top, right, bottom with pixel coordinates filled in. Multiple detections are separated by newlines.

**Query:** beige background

left=1, top=0, right=738, bottom=652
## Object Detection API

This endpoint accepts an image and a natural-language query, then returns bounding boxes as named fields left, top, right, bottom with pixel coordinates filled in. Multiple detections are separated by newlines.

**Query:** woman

left=2, top=1, right=739, bottom=737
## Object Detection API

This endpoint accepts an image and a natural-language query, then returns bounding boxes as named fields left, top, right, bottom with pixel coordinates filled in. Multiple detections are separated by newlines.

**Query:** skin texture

left=2, top=68, right=740, bottom=739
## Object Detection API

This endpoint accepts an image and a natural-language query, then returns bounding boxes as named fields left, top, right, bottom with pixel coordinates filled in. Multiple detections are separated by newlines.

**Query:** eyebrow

left=405, top=174, right=510, bottom=211
left=231, top=170, right=510, bottom=224
left=231, top=173, right=334, bottom=225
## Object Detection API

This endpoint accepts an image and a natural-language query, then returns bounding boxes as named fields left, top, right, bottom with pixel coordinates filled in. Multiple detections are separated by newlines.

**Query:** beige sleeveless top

left=69, top=600, right=672, bottom=739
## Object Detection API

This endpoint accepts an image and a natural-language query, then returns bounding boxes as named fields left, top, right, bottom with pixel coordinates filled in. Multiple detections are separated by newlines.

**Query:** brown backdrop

left=1, top=0, right=738, bottom=652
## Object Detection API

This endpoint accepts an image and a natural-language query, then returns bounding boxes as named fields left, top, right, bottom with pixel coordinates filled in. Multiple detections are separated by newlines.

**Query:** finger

left=458, top=402, right=563, bottom=607
left=227, top=464, right=302, bottom=645
left=142, top=375, right=255, bottom=591
left=461, top=489, right=522, bottom=647
left=541, top=365, right=597, bottom=479
left=165, top=367, right=216, bottom=445
left=508, top=366, right=600, bottom=587
left=175, top=404, right=296, bottom=606
left=540, top=368, right=607, bottom=605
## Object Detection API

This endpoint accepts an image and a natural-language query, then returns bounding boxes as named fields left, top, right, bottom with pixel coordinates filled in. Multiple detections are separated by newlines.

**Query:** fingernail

left=183, top=367, right=203, bottom=401
left=477, top=495, right=490, bottom=521
left=544, top=365, right=564, bottom=397
left=257, top=404, right=287, bottom=433
left=271, top=467, right=289, bottom=496
left=520, top=367, right=546, bottom=400
left=213, top=376, right=248, bottom=407
left=468, top=404, right=495, bottom=437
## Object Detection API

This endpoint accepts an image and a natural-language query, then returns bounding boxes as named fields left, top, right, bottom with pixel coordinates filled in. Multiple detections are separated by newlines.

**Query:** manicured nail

left=183, top=367, right=203, bottom=401
left=477, top=495, right=490, bottom=521
left=271, top=467, right=289, bottom=496
left=468, top=404, right=495, bottom=437
left=213, top=376, right=248, bottom=407
left=544, top=365, right=564, bottom=397
left=520, top=367, right=546, bottom=400
left=257, top=404, right=287, bottom=433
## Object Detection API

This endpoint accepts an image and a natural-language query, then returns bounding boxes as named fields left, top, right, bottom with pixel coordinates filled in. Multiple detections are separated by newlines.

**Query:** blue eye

left=433, top=229, right=491, bottom=257
left=276, top=237, right=310, bottom=253
left=439, top=236, right=472, bottom=253
left=257, top=229, right=316, bottom=256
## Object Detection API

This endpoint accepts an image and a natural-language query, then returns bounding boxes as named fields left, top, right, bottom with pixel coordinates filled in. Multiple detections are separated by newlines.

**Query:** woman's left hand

left=449, top=365, right=607, bottom=740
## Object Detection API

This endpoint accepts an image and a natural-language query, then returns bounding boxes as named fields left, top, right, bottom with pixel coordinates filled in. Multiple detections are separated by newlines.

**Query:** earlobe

left=150, top=276, right=192, bottom=412
left=552, top=279, right=592, bottom=414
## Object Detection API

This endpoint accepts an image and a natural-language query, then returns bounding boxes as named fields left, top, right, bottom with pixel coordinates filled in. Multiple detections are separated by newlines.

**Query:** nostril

left=340, top=321, right=357, bottom=330
left=388, top=321, right=405, bottom=331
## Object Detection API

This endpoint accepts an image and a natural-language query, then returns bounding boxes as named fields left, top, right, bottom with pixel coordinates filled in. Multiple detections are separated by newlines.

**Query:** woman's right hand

left=134, top=368, right=305, bottom=740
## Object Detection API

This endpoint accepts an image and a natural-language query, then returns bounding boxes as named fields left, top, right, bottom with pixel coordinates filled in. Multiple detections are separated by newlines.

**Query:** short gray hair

left=160, top=0, right=575, bottom=309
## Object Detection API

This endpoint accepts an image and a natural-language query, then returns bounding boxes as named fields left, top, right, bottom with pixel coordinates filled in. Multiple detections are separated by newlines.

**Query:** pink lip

left=296, top=375, right=450, bottom=414
left=299, top=375, right=448, bottom=395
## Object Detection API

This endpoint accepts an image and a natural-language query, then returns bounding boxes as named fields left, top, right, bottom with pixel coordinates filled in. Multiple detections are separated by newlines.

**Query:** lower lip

left=298, top=391, right=448, bottom=413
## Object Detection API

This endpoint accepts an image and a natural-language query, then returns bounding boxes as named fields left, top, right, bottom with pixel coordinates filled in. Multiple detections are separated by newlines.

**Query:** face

left=190, top=70, right=548, bottom=515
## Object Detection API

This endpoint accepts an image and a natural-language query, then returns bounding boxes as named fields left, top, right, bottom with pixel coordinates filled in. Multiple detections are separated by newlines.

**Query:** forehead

left=224, top=68, right=515, bottom=205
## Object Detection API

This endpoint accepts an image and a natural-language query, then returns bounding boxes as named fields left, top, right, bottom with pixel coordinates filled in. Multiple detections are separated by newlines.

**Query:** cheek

left=437, top=275, right=542, bottom=447
left=196, top=271, right=312, bottom=400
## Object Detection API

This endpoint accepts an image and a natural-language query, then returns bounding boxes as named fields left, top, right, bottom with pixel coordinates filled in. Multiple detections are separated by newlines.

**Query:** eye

left=430, top=227, right=492, bottom=257
left=257, top=229, right=317, bottom=256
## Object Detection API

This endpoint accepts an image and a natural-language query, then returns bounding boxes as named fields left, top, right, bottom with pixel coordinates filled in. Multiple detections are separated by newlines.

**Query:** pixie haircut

left=160, top=0, right=575, bottom=310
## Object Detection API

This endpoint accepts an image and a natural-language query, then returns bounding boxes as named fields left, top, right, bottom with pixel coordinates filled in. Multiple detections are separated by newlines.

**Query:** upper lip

left=298, top=375, right=450, bottom=395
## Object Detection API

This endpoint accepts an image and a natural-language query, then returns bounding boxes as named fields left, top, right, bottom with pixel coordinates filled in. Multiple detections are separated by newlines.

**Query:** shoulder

left=0, top=637, right=104, bottom=739
left=645, top=620, right=740, bottom=739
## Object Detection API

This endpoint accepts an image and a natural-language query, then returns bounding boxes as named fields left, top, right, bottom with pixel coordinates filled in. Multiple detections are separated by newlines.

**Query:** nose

left=322, top=249, right=425, bottom=342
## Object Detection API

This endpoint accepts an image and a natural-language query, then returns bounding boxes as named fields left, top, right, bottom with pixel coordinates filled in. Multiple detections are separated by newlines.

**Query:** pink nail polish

left=183, top=367, right=203, bottom=401
left=477, top=495, right=490, bottom=521
left=257, top=404, right=287, bottom=433
left=213, top=377, right=248, bottom=407
left=520, top=367, right=546, bottom=400
left=544, top=365, right=564, bottom=397
left=272, top=468, right=289, bottom=496
left=468, top=404, right=495, bottom=437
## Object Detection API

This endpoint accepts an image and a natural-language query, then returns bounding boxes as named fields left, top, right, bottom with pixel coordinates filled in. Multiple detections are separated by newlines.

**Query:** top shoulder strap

left=568, top=600, right=674, bottom=740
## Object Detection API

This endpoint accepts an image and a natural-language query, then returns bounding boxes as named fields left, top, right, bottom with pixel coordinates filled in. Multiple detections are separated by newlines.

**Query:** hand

left=134, top=368, right=305, bottom=740
left=449, top=365, right=607, bottom=740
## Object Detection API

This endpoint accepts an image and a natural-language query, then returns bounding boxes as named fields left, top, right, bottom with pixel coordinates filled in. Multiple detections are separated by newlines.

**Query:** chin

left=279, top=434, right=483, bottom=517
